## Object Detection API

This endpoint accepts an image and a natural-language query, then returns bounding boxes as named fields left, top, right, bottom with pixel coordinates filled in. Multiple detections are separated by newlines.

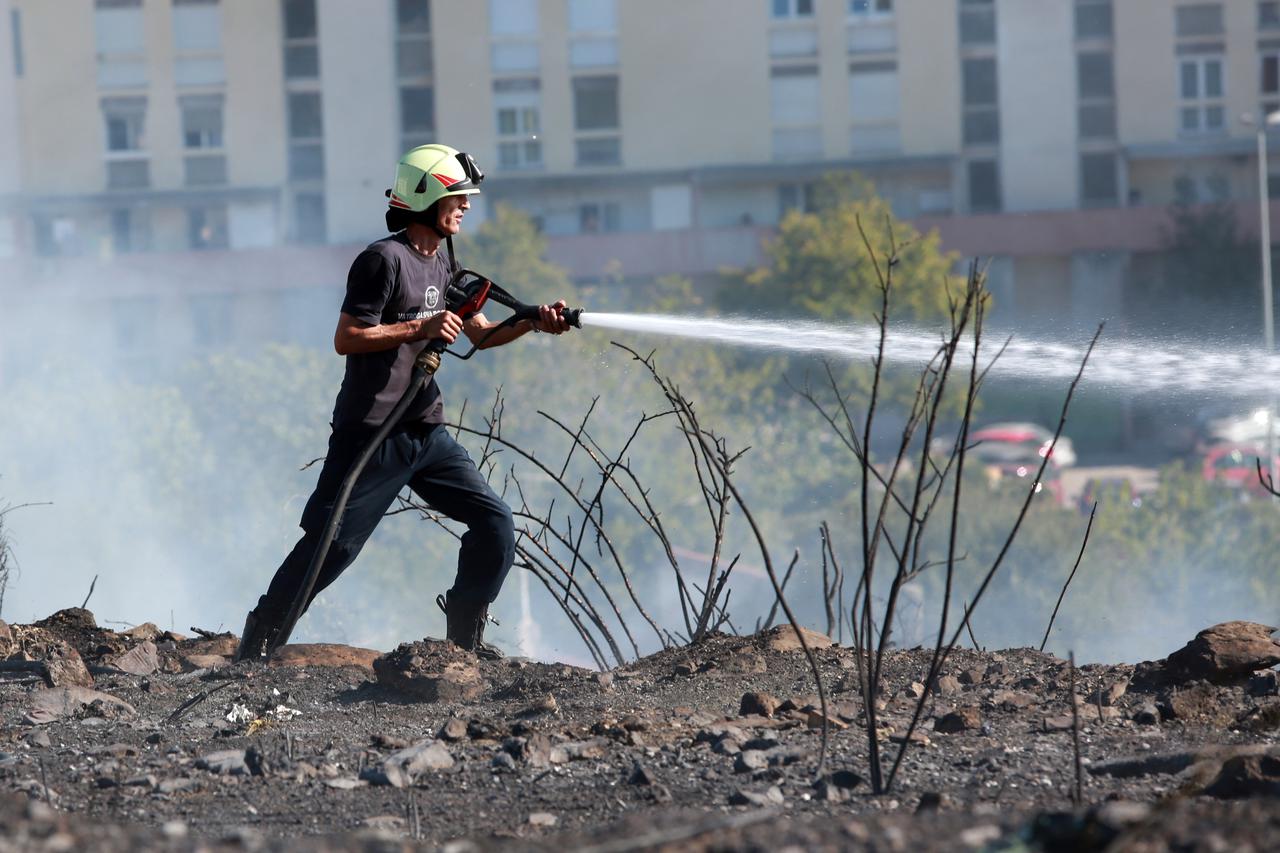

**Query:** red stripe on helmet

left=388, top=195, right=412, bottom=209
left=432, top=172, right=461, bottom=188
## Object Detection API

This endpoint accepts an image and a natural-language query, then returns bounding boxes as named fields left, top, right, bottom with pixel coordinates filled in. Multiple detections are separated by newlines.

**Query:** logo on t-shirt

left=425, top=286, right=440, bottom=309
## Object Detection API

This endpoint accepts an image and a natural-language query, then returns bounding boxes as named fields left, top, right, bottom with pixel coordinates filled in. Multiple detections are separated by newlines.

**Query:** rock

left=806, top=709, right=849, bottom=730
left=562, top=739, right=607, bottom=761
left=373, top=643, right=486, bottom=702
left=627, top=761, right=656, bottom=786
left=176, top=632, right=239, bottom=658
left=42, top=644, right=93, bottom=688
left=763, top=625, right=833, bottom=652
left=728, top=786, right=784, bottom=807
left=935, top=707, right=982, bottom=734
left=1133, top=703, right=1160, bottom=725
left=362, top=815, right=405, bottom=830
left=156, top=777, right=201, bottom=794
left=1095, top=801, right=1152, bottom=830
left=916, top=791, right=945, bottom=813
left=26, top=730, right=51, bottom=748
left=734, top=750, right=769, bottom=773
left=1102, top=679, right=1129, bottom=706
left=992, top=690, right=1036, bottom=710
left=739, top=691, right=781, bottom=717
left=528, top=812, right=558, bottom=828
left=935, top=675, right=963, bottom=696
left=958, top=668, right=984, bottom=685
left=1163, top=622, right=1280, bottom=684
left=122, top=622, right=161, bottom=641
left=108, top=641, right=159, bottom=676
left=902, top=681, right=925, bottom=699
left=197, top=749, right=249, bottom=776
left=439, top=718, right=469, bottom=741
left=1248, top=670, right=1280, bottom=697
left=1201, top=753, right=1280, bottom=798
left=269, top=643, right=381, bottom=670
left=323, top=777, right=365, bottom=790
left=517, top=693, right=558, bottom=716
left=490, top=752, right=516, bottom=773
left=742, top=734, right=779, bottom=751
left=24, top=686, right=136, bottom=725
left=386, top=740, right=455, bottom=775
left=889, top=730, right=930, bottom=746
left=179, top=654, right=229, bottom=672
left=1042, top=714, right=1076, bottom=733
left=1162, top=684, right=1224, bottom=722
left=0, top=619, right=12, bottom=656
left=370, top=732, right=408, bottom=750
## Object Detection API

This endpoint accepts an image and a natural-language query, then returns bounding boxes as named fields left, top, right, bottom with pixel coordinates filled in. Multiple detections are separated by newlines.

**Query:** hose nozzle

left=562, top=306, right=584, bottom=328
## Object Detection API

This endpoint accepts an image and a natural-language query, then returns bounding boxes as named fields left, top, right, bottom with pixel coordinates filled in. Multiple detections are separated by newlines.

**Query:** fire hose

left=263, top=269, right=583, bottom=661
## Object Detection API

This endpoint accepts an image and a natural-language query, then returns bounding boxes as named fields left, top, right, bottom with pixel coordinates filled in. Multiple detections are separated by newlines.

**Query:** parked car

left=979, top=447, right=1066, bottom=503
left=1201, top=443, right=1280, bottom=495
left=967, top=422, right=1077, bottom=469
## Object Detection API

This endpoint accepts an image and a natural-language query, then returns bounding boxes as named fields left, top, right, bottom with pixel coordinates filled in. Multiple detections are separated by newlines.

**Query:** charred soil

left=1, top=612, right=1279, bottom=851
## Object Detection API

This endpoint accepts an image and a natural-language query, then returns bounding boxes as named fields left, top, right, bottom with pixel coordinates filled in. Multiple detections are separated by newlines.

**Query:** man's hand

left=533, top=300, right=572, bottom=335
left=421, top=311, right=463, bottom=344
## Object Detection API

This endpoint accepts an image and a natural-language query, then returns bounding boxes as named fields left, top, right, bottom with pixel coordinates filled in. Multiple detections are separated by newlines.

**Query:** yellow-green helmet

left=387, top=144, right=484, bottom=213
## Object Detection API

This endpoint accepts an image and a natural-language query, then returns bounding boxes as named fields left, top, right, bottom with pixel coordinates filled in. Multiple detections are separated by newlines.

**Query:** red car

left=1201, top=444, right=1280, bottom=494
left=967, top=422, right=1077, bottom=469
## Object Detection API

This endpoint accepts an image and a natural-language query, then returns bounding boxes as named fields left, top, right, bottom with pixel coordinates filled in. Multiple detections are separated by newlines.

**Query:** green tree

left=727, top=174, right=959, bottom=322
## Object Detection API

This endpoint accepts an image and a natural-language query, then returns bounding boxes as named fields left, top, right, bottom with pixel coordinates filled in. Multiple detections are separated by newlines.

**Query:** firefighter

left=236, top=144, right=571, bottom=661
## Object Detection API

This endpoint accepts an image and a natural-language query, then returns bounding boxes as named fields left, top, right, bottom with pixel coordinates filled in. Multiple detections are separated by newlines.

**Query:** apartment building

left=2, top=0, right=1280, bottom=356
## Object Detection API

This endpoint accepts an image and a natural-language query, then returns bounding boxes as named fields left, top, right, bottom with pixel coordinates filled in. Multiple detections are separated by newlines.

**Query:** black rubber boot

left=438, top=592, right=504, bottom=660
left=234, top=603, right=283, bottom=663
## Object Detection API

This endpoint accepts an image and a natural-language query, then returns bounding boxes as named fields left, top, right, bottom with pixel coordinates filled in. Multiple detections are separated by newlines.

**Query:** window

left=575, top=137, right=620, bottom=166
left=1075, top=0, right=1112, bottom=39
left=491, top=0, right=538, bottom=35
left=1077, top=53, right=1113, bottom=99
left=1080, top=152, right=1119, bottom=206
left=288, top=92, right=324, bottom=180
left=494, top=78, right=542, bottom=170
left=1179, top=55, right=1226, bottom=134
left=570, top=2, right=620, bottom=73
left=102, top=97, right=147, bottom=151
left=771, top=65, right=821, bottom=158
left=184, top=155, right=227, bottom=186
left=770, top=29, right=818, bottom=58
left=849, top=61, right=900, bottom=152
left=968, top=159, right=1001, bottom=212
left=188, top=205, right=229, bottom=250
left=94, top=0, right=146, bottom=88
left=172, top=0, right=221, bottom=54
left=849, top=0, right=893, bottom=19
left=771, top=0, right=814, bottom=19
left=294, top=192, right=327, bottom=244
left=779, top=182, right=818, bottom=216
left=959, top=0, right=996, bottom=46
left=396, top=0, right=433, bottom=79
left=579, top=202, right=621, bottom=233
left=181, top=94, right=224, bottom=148
left=962, top=57, right=999, bottom=145
left=1175, top=4, right=1223, bottom=37
left=400, top=86, right=434, bottom=134
left=283, top=0, right=319, bottom=80
left=568, top=0, right=616, bottom=31
left=573, top=75, right=619, bottom=130
left=397, top=0, right=430, bottom=33
left=107, top=159, right=150, bottom=189
left=1263, top=2, right=1280, bottom=30
left=1263, top=52, right=1280, bottom=114
left=10, top=9, right=22, bottom=77
left=109, top=208, right=149, bottom=253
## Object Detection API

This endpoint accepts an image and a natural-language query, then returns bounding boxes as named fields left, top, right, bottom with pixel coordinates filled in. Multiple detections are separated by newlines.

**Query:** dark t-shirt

left=330, top=233, right=452, bottom=431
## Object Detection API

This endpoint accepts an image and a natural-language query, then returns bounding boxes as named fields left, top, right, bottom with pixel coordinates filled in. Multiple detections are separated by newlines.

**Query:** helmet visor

left=450, top=151, right=484, bottom=192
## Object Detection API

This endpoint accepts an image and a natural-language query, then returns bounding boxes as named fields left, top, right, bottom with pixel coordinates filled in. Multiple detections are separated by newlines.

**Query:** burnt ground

left=1, top=610, right=1279, bottom=852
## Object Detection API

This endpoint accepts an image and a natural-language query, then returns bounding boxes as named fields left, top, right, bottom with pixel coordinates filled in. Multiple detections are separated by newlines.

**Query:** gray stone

left=24, top=687, right=136, bottom=725
left=109, top=641, right=159, bottom=676
left=728, top=786, right=784, bottom=807
left=734, top=750, right=769, bottom=773
left=739, top=691, right=781, bottom=717
left=196, top=749, right=249, bottom=776
left=1133, top=703, right=1160, bottom=725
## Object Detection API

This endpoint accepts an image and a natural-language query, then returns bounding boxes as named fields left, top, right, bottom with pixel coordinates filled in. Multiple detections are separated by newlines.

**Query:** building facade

left=2, top=0, right=1279, bottom=357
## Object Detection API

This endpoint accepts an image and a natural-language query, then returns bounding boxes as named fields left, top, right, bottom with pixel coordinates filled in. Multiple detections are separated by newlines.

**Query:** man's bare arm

left=462, top=300, right=571, bottom=350
left=333, top=311, right=462, bottom=355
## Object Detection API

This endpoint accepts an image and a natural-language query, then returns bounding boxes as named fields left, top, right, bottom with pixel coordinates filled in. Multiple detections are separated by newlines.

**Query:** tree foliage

left=727, top=174, right=959, bottom=322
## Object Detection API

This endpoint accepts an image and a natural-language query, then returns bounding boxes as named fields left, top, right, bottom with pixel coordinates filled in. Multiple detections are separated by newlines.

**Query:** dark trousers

left=258, top=423, right=515, bottom=620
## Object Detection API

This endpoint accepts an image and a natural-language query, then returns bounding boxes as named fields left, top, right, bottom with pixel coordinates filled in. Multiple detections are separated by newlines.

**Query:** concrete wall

left=998, top=0, right=1076, bottom=212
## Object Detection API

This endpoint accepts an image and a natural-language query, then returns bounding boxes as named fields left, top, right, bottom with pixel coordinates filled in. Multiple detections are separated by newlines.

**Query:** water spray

left=262, top=269, right=583, bottom=661
left=580, top=312, right=1280, bottom=397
